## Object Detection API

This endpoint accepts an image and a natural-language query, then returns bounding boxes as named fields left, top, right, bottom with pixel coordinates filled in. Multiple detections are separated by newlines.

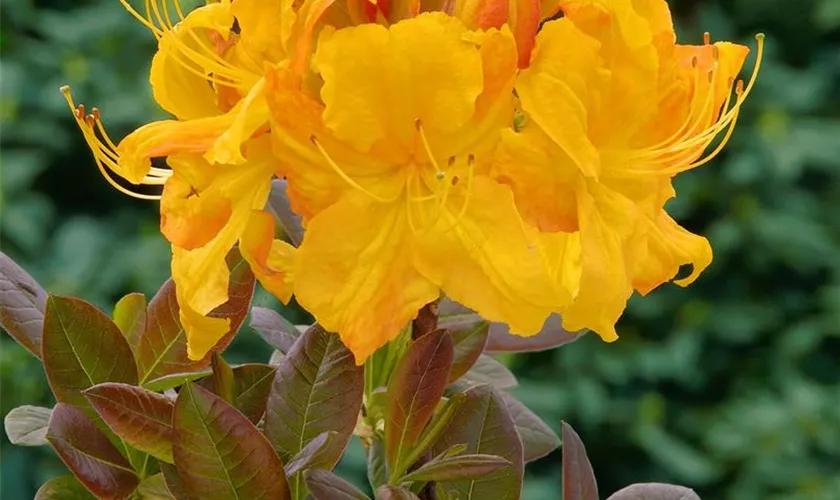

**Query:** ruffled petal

left=294, top=193, right=439, bottom=364
left=240, top=210, right=296, bottom=303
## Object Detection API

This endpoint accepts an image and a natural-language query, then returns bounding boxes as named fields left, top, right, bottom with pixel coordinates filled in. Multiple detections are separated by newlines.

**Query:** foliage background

left=1, top=0, right=839, bottom=498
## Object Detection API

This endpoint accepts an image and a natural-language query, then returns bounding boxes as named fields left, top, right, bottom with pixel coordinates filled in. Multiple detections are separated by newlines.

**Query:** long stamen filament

left=310, top=135, right=398, bottom=204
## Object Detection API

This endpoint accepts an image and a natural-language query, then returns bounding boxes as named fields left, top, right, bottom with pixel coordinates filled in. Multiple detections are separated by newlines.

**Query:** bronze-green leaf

left=500, top=391, right=560, bottom=462
left=250, top=306, right=300, bottom=354
left=34, top=475, right=96, bottom=500
left=113, top=292, right=146, bottom=351
left=4, top=404, right=51, bottom=446
left=43, top=295, right=138, bottom=411
left=265, top=325, right=363, bottom=467
left=136, top=249, right=255, bottom=385
left=159, top=463, right=186, bottom=500
left=304, top=469, right=371, bottom=500
left=444, top=319, right=489, bottom=383
left=456, top=354, right=517, bottom=390
left=562, top=421, right=599, bottom=500
left=399, top=454, right=510, bottom=483
left=283, top=431, right=337, bottom=477
left=173, top=383, right=289, bottom=500
left=386, top=329, right=454, bottom=476
left=136, top=474, right=177, bottom=499
left=46, top=403, right=139, bottom=499
left=143, top=370, right=213, bottom=393
left=84, top=383, right=175, bottom=463
left=0, top=250, right=47, bottom=358
left=375, top=485, right=420, bottom=500
left=198, top=363, right=276, bottom=424
left=431, top=386, right=523, bottom=500
left=606, top=483, right=701, bottom=500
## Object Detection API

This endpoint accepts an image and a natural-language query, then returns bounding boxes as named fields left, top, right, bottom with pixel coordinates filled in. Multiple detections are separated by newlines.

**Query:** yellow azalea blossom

left=61, top=0, right=308, bottom=359
left=496, top=0, right=762, bottom=340
left=268, top=12, right=572, bottom=363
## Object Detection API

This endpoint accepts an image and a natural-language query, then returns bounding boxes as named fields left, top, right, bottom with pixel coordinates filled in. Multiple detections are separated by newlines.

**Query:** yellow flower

left=496, top=0, right=762, bottom=340
left=268, top=12, right=572, bottom=363
left=61, top=0, right=313, bottom=359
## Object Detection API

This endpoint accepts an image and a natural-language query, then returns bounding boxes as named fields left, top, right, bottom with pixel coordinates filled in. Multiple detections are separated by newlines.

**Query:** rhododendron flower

left=496, top=0, right=763, bottom=340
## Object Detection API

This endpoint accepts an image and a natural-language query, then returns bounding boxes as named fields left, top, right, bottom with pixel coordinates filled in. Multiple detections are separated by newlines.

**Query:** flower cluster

left=64, top=0, right=761, bottom=363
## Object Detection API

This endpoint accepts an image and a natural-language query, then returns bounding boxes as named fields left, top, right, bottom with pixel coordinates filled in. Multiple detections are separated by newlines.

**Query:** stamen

left=703, top=32, right=711, bottom=45
left=310, top=135, right=397, bottom=203
left=415, top=120, right=442, bottom=174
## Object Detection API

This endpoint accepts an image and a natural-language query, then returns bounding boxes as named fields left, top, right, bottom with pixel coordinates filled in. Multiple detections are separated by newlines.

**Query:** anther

left=76, top=104, right=86, bottom=120
left=92, top=108, right=101, bottom=121
left=735, top=80, right=745, bottom=94
left=703, top=32, right=711, bottom=45
left=84, top=115, right=95, bottom=126
left=691, top=56, right=699, bottom=69
left=187, top=185, right=200, bottom=199
left=309, top=134, right=318, bottom=146
left=451, top=176, right=460, bottom=186
left=712, top=45, right=720, bottom=61
left=447, top=156, right=456, bottom=167
left=414, top=118, right=422, bottom=131
left=467, top=153, right=475, bottom=165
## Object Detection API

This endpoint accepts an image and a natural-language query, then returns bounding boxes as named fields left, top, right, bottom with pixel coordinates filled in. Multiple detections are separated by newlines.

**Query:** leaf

left=250, top=306, right=300, bottom=354
left=159, top=463, right=187, bottom=500
left=304, top=469, right=371, bottom=500
left=399, top=454, right=511, bottom=483
left=375, top=485, right=421, bottom=500
left=136, top=248, right=255, bottom=385
left=46, top=403, right=140, bottom=499
left=113, top=292, right=147, bottom=350
left=386, top=329, right=454, bottom=477
left=0, top=250, right=47, bottom=358
left=173, top=383, right=290, bottom=500
left=562, top=421, right=599, bottom=500
left=485, top=314, right=582, bottom=353
left=42, top=295, right=138, bottom=412
left=606, top=483, right=701, bottom=500
left=268, top=179, right=305, bottom=246
left=457, top=354, right=518, bottom=390
left=4, top=405, right=51, bottom=446
left=265, top=325, right=364, bottom=467
left=211, top=353, right=235, bottom=403
left=231, top=363, right=277, bottom=424
left=83, top=383, right=175, bottom=463
left=283, top=431, right=338, bottom=477
left=136, top=474, right=177, bottom=499
left=499, top=391, right=560, bottom=462
left=431, top=386, right=523, bottom=500
left=142, top=370, right=213, bottom=392
left=443, top=319, right=489, bottom=383
left=34, top=475, right=96, bottom=500
left=367, top=436, right=388, bottom=490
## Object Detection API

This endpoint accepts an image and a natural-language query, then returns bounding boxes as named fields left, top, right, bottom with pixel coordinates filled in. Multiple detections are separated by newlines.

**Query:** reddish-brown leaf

left=431, top=386, right=523, bottom=500
left=265, top=325, right=363, bottom=467
left=198, top=363, right=276, bottom=424
left=375, top=486, right=421, bottom=500
left=159, top=463, right=186, bottom=500
left=499, top=391, right=560, bottom=463
left=136, top=249, right=255, bottom=385
left=442, top=319, right=489, bottom=383
left=485, top=314, right=582, bottom=353
left=386, top=329, right=454, bottom=475
left=46, top=404, right=139, bottom=499
left=304, top=469, right=370, bottom=500
left=399, top=454, right=511, bottom=483
left=173, top=383, right=289, bottom=500
left=0, top=251, right=47, bottom=358
left=562, top=421, right=599, bottom=500
left=43, top=296, right=138, bottom=411
left=84, top=383, right=175, bottom=463
left=606, top=483, right=701, bottom=500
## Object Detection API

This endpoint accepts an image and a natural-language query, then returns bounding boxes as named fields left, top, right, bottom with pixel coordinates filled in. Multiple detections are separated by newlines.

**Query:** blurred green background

left=2, top=0, right=839, bottom=498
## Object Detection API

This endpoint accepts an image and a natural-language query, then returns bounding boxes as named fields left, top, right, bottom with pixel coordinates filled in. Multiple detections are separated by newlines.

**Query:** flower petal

left=294, top=193, right=439, bottom=364
left=240, top=210, right=296, bottom=303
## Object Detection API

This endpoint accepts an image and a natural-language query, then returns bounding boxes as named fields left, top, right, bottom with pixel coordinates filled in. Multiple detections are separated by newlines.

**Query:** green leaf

left=113, top=292, right=146, bottom=351
left=283, top=431, right=338, bottom=477
left=606, top=483, right=701, bottom=500
left=457, top=354, right=517, bottom=390
left=431, top=386, right=523, bottom=500
left=399, top=454, right=510, bottom=483
left=4, top=405, right=51, bottom=446
left=136, top=474, right=177, bottom=499
left=367, top=436, right=388, bottom=490
left=250, top=306, right=300, bottom=354
left=83, top=382, right=175, bottom=463
left=562, top=421, right=599, bottom=500
left=0, top=250, right=47, bottom=358
left=136, top=249, right=255, bottom=385
left=485, top=314, right=582, bottom=353
left=143, top=370, right=213, bottom=393
left=444, top=319, right=489, bottom=383
left=43, top=295, right=138, bottom=412
left=34, top=475, right=96, bottom=500
left=173, top=383, right=290, bottom=500
left=305, top=469, right=371, bottom=500
left=265, top=325, right=364, bottom=467
left=375, top=485, right=421, bottom=500
left=386, top=329, right=454, bottom=478
left=46, top=403, right=140, bottom=499
left=211, top=353, right=235, bottom=404
left=499, top=391, right=560, bottom=462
